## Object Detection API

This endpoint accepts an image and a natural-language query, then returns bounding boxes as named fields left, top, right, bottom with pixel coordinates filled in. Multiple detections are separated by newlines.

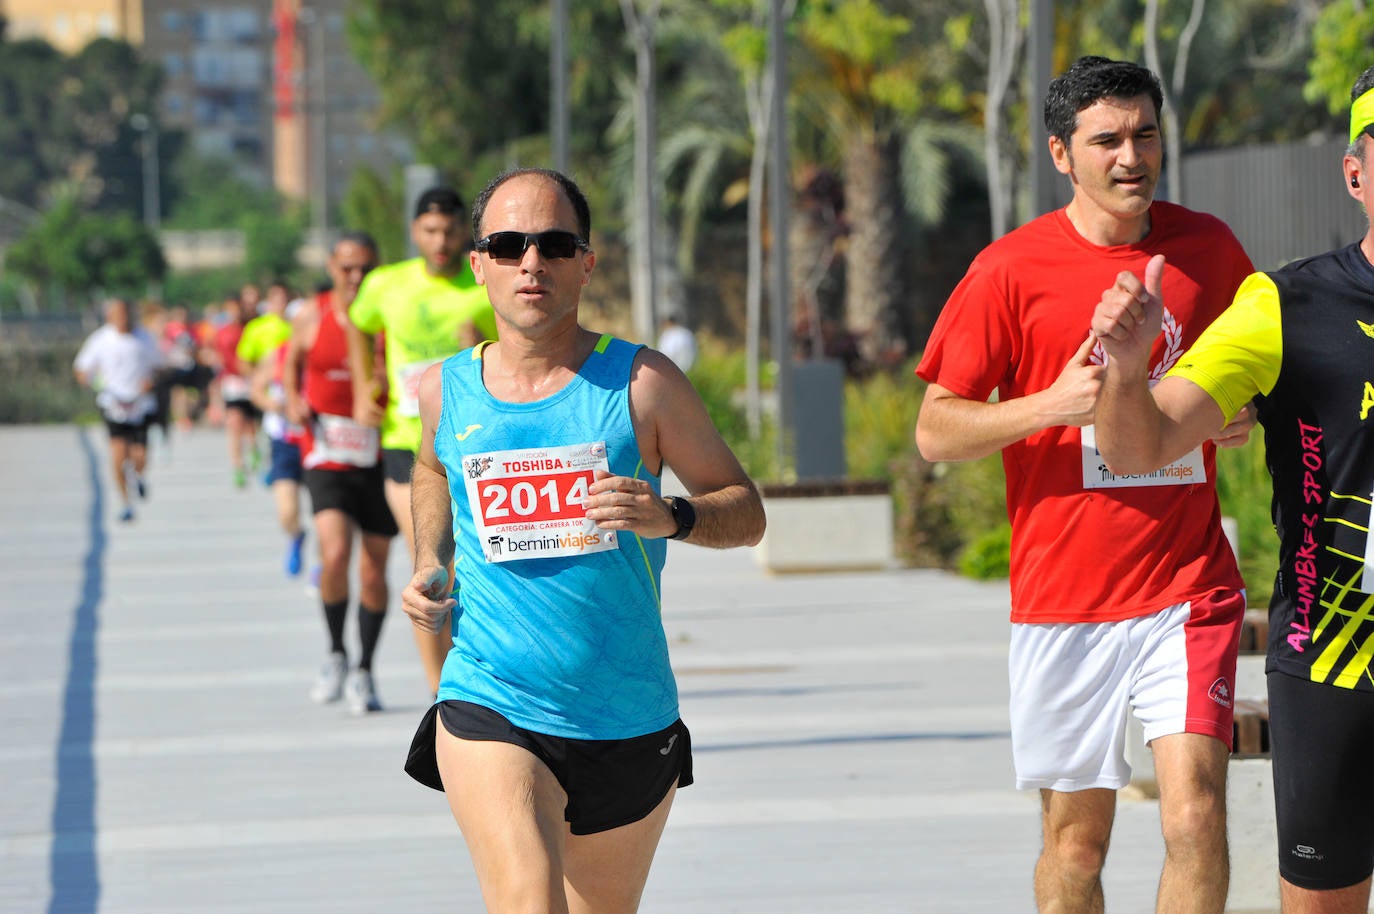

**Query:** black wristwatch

left=668, top=496, right=696, bottom=540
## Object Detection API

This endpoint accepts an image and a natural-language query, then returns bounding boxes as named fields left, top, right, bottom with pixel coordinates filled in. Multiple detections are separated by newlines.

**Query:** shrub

left=958, top=522, right=1012, bottom=580
left=674, top=341, right=1279, bottom=597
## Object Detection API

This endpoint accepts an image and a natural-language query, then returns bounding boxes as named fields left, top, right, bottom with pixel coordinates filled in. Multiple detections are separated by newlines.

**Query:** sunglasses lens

left=484, top=232, right=527, bottom=259
left=536, top=232, right=579, bottom=258
left=481, top=231, right=584, bottom=259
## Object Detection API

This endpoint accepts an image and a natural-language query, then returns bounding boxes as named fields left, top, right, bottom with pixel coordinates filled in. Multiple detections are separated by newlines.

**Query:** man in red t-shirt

left=916, top=56, right=1254, bottom=914
left=283, top=232, right=397, bottom=715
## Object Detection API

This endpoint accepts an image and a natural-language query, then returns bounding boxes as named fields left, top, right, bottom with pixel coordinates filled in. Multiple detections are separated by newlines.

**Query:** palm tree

left=794, top=0, right=980, bottom=363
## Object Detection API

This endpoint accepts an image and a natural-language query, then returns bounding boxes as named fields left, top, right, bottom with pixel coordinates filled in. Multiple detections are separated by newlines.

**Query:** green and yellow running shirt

left=349, top=257, right=497, bottom=452
left=1169, top=243, right=1374, bottom=691
left=236, top=312, right=292, bottom=366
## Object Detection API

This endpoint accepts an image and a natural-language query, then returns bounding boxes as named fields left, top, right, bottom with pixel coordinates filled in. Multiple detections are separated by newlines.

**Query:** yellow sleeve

left=236, top=319, right=262, bottom=364
left=1165, top=272, right=1282, bottom=423
left=349, top=266, right=390, bottom=335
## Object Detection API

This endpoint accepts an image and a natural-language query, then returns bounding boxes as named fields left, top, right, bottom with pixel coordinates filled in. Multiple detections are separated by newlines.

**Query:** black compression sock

left=322, top=599, right=348, bottom=655
left=357, top=604, right=386, bottom=672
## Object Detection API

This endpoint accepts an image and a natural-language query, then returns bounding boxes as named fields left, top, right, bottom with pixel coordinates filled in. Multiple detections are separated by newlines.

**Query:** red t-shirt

left=302, top=292, right=355, bottom=419
left=299, top=293, right=382, bottom=471
left=917, top=203, right=1252, bottom=624
left=214, top=321, right=247, bottom=379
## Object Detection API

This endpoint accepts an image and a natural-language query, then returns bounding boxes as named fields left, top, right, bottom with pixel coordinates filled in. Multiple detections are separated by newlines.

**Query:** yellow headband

left=1352, top=86, right=1374, bottom=145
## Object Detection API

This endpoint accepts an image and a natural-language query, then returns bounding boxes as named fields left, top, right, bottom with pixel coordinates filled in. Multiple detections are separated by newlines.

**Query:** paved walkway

left=1, top=423, right=1182, bottom=913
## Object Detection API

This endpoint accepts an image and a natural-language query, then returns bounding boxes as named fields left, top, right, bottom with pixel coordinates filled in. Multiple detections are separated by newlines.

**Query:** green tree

left=1054, top=0, right=1333, bottom=148
left=1305, top=0, right=1374, bottom=117
left=346, top=0, right=628, bottom=193
left=162, top=152, right=307, bottom=286
left=340, top=165, right=407, bottom=265
left=794, top=0, right=978, bottom=361
left=0, top=37, right=66, bottom=209
left=0, top=33, right=164, bottom=212
left=163, top=154, right=283, bottom=229
left=242, top=208, right=306, bottom=283
left=64, top=38, right=166, bottom=214
left=6, top=197, right=165, bottom=306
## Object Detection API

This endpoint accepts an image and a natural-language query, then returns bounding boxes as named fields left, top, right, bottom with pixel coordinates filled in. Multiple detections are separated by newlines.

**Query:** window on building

left=194, top=130, right=233, bottom=158
left=226, top=8, right=261, bottom=43
left=232, top=91, right=260, bottom=126
left=193, top=97, right=220, bottom=127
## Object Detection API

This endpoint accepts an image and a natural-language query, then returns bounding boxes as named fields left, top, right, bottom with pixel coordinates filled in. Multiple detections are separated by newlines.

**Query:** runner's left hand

left=1211, top=401, right=1256, bottom=449
left=584, top=469, right=676, bottom=538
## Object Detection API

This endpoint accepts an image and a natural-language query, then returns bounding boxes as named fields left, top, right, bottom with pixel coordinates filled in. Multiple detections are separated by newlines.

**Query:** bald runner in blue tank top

left=432, top=334, right=675, bottom=740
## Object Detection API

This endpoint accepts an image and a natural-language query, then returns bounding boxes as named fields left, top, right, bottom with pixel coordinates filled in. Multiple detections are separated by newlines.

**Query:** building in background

left=144, top=0, right=409, bottom=226
left=1, top=0, right=409, bottom=233
left=1, top=0, right=142, bottom=51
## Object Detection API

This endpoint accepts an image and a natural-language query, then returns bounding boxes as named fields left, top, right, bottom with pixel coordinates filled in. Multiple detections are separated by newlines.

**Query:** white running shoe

left=344, top=669, right=382, bottom=715
left=310, top=652, right=347, bottom=704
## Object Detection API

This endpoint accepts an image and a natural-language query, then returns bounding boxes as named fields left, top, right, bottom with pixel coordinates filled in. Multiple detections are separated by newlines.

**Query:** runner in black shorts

left=104, top=416, right=150, bottom=447
left=1268, top=672, right=1374, bottom=890
left=407, top=701, right=693, bottom=835
left=285, top=232, right=396, bottom=715
left=1091, top=64, right=1374, bottom=914
left=304, top=465, right=397, bottom=538
left=401, top=169, right=765, bottom=914
left=74, top=297, right=164, bottom=523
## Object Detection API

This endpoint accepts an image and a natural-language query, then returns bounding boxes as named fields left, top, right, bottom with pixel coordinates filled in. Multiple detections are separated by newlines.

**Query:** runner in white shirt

left=73, top=297, right=164, bottom=523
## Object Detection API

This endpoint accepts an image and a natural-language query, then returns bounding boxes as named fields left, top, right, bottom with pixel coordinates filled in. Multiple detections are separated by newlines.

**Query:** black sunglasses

left=475, top=230, right=590, bottom=260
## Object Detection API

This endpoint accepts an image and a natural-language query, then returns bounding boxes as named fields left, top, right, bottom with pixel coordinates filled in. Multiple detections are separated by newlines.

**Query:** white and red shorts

left=1008, top=589, right=1244, bottom=792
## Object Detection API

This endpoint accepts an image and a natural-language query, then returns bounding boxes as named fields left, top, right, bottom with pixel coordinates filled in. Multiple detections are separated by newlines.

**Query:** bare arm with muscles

left=346, top=321, right=385, bottom=427
left=400, top=362, right=456, bottom=634
left=582, top=349, right=765, bottom=547
left=1091, top=253, right=1231, bottom=474
left=915, top=332, right=1104, bottom=462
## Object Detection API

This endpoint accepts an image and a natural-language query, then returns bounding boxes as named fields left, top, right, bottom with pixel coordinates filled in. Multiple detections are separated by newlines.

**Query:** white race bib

left=462, top=441, right=616, bottom=563
left=220, top=373, right=251, bottom=402
left=397, top=358, right=444, bottom=417
left=98, top=392, right=148, bottom=424
left=1080, top=424, right=1207, bottom=489
left=305, top=414, right=379, bottom=469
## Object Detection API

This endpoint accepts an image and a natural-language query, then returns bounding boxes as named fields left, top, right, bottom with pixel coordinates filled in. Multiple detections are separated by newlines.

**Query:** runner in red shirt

left=916, top=56, right=1254, bottom=914
left=283, top=233, right=397, bottom=715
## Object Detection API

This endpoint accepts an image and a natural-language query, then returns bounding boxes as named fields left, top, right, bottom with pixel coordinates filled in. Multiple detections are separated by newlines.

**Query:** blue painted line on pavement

left=48, top=426, right=104, bottom=913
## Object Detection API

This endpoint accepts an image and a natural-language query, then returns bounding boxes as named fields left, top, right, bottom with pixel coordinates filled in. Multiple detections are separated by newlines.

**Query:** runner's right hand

left=353, top=387, right=385, bottom=427
left=402, top=565, right=455, bottom=634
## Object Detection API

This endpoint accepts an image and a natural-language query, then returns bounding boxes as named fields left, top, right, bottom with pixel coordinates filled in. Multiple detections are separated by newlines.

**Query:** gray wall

left=1181, top=140, right=1368, bottom=270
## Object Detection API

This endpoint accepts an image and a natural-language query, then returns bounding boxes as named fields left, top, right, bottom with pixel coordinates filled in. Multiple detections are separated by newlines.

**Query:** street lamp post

left=551, top=0, right=569, bottom=172
left=299, top=6, right=329, bottom=243
left=130, top=113, right=161, bottom=230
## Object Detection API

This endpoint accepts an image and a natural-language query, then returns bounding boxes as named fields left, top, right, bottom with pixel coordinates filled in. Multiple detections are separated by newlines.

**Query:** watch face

left=668, top=496, right=694, bottom=539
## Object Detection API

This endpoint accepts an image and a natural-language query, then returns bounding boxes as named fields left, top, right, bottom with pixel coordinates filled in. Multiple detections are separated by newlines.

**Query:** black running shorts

left=304, top=466, right=398, bottom=537
left=381, top=447, right=415, bottom=485
left=405, top=700, right=693, bottom=835
left=224, top=398, right=262, bottom=421
left=1269, top=670, right=1374, bottom=889
left=103, top=415, right=150, bottom=445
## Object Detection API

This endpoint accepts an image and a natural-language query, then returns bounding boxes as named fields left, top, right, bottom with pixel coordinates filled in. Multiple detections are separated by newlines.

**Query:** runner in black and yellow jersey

left=347, top=187, right=497, bottom=696
left=1091, top=65, right=1374, bottom=914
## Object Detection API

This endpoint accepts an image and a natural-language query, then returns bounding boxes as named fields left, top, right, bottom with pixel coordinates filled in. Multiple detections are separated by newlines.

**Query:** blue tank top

left=433, top=334, right=677, bottom=739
